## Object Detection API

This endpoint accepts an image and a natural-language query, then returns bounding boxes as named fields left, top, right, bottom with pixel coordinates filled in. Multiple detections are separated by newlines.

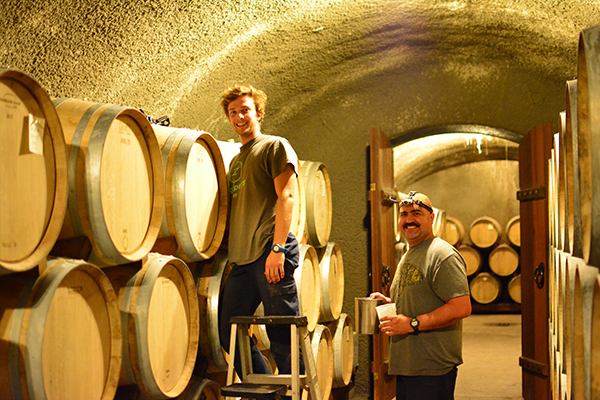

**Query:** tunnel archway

left=391, top=123, right=521, bottom=253
left=392, top=124, right=521, bottom=189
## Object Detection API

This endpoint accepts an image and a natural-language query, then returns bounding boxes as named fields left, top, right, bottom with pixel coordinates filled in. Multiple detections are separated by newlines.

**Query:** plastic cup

left=375, top=303, right=396, bottom=321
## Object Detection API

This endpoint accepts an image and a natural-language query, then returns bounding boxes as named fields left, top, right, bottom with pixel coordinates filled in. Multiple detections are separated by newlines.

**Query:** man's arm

left=264, top=163, right=297, bottom=284
left=380, top=295, right=471, bottom=336
left=416, top=294, right=472, bottom=330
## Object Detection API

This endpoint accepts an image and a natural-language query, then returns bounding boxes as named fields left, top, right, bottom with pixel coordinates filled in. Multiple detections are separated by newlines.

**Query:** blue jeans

left=219, top=233, right=303, bottom=376
left=396, top=367, right=458, bottom=400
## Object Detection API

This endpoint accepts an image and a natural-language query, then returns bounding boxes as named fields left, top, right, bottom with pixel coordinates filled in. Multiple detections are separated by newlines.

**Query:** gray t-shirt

left=389, top=237, right=470, bottom=376
left=227, top=134, right=298, bottom=265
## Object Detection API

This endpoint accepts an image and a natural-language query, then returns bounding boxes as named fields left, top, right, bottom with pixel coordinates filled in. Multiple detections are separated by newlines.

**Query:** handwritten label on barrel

left=25, top=114, right=45, bottom=156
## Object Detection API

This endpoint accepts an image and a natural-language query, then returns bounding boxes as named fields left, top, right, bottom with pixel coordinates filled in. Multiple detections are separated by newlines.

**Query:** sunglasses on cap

left=399, top=191, right=434, bottom=214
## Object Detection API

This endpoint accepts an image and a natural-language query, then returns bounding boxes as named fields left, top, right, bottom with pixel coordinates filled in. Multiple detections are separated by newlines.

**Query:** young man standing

left=371, top=191, right=471, bottom=400
left=218, top=85, right=301, bottom=376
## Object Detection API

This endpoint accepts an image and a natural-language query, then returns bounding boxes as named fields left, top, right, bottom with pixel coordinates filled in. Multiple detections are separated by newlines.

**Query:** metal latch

left=534, top=262, right=545, bottom=289
left=382, top=264, right=391, bottom=288
left=381, top=189, right=399, bottom=205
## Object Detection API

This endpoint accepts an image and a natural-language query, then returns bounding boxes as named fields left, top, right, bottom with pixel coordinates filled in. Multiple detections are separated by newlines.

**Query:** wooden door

left=368, top=127, right=397, bottom=400
left=518, top=121, right=552, bottom=399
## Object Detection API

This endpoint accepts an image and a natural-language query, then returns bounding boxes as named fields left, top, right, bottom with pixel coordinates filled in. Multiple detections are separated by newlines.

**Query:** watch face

left=272, top=244, right=286, bottom=253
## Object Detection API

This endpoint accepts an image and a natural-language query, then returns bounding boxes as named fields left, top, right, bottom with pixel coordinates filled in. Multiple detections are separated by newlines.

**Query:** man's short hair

left=221, top=85, right=267, bottom=118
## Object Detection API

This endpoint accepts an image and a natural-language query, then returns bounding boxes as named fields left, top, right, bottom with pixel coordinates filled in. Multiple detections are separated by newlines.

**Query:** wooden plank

left=519, top=121, right=552, bottom=400
left=368, top=127, right=396, bottom=400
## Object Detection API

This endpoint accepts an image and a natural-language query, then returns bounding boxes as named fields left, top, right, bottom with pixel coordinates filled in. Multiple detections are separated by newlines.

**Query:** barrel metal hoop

left=57, top=101, right=106, bottom=237
left=159, top=129, right=183, bottom=237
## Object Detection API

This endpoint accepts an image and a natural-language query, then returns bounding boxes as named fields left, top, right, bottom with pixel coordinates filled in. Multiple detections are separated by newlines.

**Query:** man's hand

left=369, top=292, right=391, bottom=303
left=379, top=314, right=412, bottom=336
left=265, top=251, right=286, bottom=283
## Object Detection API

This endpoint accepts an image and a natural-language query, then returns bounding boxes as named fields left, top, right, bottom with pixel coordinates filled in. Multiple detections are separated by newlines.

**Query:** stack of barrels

left=295, top=161, right=354, bottom=399
left=547, top=24, right=600, bottom=400
left=0, top=68, right=352, bottom=400
left=241, top=161, right=354, bottom=400
left=443, top=215, right=522, bottom=309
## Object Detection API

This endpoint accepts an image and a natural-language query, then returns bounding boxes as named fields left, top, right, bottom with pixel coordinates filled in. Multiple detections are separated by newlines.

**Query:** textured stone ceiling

left=2, top=0, right=596, bottom=136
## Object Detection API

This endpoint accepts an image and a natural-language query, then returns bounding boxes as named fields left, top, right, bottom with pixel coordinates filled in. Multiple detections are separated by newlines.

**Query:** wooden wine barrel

left=432, top=208, right=446, bottom=238
left=457, top=244, right=481, bottom=277
left=556, top=126, right=568, bottom=252
left=176, top=376, right=222, bottom=400
left=508, top=274, right=521, bottom=304
left=564, top=255, right=578, bottom=400
left=469, top=216, right=503, bottom=249
left=559, top=114, right=571, bottom=254
left=591, top=274, right=600, bottom=399
left=103, top=253, right=199, bottom=399
left=443, top=217, right=464, bottom=247
left=506, top=216, right=521, bottom=248
left=294, top=244, right=321, bottom=332
left=317, top=242, right=344, bottom=322
left=572, top=262, right=598, bottom=400
left=0, top=258, right=121, bottom=400
left=153, top=125, right=228, bottom=261
left=488, top=244, right=519, bottom=277
left=556, top=250, right=568, bottom=360
left=549, top=247, right=557, bottom=349
left=308, top=325, right=333, bottom=400
left=327, top=313, right=354, bottom=388
left=52, top=98, right=164, bottom=266
left=215, top=140, right=241, bottom=173
left=550, top=136, right=562, bottom=250
left=0, top=68, right=68, bottom=274
left=577, top=26, right=600, bottom=267
left=300, top=161, right=332, bottom=248
left=193, top=252, right=232, bottom=373
left=565, top=79, right=583, bottom=258
left=469, top=272, right=501, bottom=305
left=291, top=161, right=307, bottom=243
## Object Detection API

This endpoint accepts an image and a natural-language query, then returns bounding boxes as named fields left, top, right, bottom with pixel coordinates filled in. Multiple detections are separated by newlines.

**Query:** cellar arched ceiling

left=1, top=0, right=596, bottom=141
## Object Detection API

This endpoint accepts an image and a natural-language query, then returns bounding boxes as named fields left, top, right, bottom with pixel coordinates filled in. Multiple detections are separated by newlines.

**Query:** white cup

left=375, top=303, right=396, bottom=321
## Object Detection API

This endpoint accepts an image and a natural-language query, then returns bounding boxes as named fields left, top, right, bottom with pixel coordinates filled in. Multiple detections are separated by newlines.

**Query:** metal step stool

left=221, top=315, right=322, bottom=400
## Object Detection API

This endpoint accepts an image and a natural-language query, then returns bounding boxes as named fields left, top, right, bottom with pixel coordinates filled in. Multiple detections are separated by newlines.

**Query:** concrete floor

left=455, top=314, right=523, bottom=400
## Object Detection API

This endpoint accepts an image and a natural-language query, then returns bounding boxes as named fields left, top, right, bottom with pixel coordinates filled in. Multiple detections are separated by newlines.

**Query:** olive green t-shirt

left=227, top=134, right=298, bottom=266
left=389, top=237, right=470, bottom=376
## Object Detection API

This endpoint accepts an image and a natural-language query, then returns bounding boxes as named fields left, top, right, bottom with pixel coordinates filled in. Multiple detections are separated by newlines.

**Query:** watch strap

left=271, top=243, right=289, bottom=254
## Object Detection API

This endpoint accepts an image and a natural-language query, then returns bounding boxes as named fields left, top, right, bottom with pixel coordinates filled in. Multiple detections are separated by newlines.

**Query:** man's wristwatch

left=410, top=316, right=420, bottom=334
left=271, top=243, right=289, bottom=254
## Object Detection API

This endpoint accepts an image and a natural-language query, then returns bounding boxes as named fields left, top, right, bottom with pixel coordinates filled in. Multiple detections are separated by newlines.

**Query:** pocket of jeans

left=265, top=279, right=300, bottom=316
left=267, top=280, right=297, bottom=298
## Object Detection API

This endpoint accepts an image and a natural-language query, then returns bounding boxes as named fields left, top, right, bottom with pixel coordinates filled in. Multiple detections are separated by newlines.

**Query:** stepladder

left=221, top=315, right=322, bottom=400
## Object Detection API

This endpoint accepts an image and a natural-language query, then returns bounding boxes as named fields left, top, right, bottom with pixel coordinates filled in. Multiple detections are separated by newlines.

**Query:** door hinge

left=517, top=187, right=546, bottom=201
left=519, top=356, right=548, bottom=377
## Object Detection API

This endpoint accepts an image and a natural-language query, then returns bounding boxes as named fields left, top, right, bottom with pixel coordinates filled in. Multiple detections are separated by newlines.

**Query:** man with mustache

left=371, top=191, right=471, bottom=400
left=218, top=85, right=302, bottom=378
